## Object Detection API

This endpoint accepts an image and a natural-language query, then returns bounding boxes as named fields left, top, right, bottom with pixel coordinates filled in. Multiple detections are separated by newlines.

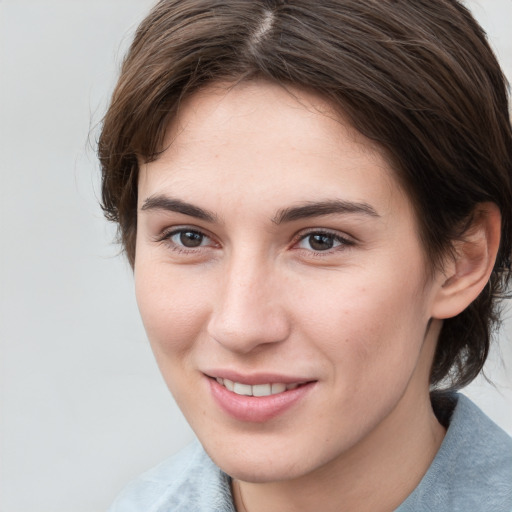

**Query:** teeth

left=233, top=382, right=252, bottom=396
left=215, top=378, right=302, bottom=397
left=271, top=383, right=286, bottom=394
left=252, top=383, right=271, bottom=397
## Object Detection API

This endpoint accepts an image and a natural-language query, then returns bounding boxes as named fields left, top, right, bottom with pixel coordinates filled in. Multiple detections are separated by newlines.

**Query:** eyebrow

left=272, top=200, right=379, bottom=224
left=140, top=195, right=218, bottom=223
left=140, top=195, right=379, bottom=225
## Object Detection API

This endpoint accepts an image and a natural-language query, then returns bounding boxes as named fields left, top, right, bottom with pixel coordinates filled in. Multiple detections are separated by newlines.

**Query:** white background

left=0, top=1, right=511, bottom=511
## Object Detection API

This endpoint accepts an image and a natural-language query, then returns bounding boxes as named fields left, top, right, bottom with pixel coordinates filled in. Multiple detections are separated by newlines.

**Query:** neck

left=233, top=323, right=446, bottom=512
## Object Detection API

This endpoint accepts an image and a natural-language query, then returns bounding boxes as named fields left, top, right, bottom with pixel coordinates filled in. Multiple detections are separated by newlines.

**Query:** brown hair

left=98, top=0, right=512, bottom=389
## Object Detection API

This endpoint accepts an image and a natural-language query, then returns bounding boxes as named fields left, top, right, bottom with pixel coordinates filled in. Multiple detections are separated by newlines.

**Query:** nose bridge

left=207, top=247, right=289, bottom=353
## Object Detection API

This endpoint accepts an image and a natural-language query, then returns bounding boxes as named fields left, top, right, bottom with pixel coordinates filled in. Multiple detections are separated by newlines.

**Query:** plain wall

left=0, top=1, right=510, bottom=511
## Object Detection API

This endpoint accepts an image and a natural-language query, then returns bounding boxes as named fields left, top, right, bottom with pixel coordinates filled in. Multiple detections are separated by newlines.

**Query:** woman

left=99, top=1, right=512, bottom=510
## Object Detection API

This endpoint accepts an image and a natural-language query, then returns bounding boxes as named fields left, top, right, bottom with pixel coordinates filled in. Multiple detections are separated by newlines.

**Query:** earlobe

left=431, top=203, right=501, bottom=320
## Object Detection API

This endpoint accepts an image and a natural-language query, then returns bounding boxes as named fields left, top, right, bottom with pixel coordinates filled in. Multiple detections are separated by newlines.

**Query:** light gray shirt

left=108, top=394, right=512, bottom=511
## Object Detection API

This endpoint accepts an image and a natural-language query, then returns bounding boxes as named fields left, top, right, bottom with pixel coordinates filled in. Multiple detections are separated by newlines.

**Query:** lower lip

left=208, top=378, right=316, bottom=423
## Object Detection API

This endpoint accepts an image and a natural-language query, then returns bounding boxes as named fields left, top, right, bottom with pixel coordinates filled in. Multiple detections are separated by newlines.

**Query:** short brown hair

left=98, top=0, right=512, bottom=389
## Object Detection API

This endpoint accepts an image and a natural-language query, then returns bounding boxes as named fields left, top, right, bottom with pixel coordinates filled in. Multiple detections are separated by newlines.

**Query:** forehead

left=137, top=80, right=409, bottom=221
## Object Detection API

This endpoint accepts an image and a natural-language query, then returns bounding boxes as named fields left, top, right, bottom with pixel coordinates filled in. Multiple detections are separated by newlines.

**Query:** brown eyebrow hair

left=272, top=200, right=379, bottom=224
left=140, top=195, right=218, bottom=223
left=141, top=195, right=379, bottom=225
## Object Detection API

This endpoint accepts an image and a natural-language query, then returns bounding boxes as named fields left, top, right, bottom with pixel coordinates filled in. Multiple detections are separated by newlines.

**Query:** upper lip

left=203, top=370, right=314, bottom=385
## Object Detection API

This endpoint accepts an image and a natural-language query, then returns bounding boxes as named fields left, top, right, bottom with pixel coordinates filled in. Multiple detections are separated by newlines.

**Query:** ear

left=431, top=202, right=501, bottom=320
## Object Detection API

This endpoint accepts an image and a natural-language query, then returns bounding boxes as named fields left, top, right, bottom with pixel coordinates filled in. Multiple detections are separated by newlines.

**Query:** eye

left=296, top=231, right=352, bottom=252
left=170, top=230, right=209, bottom=248
left=157, top=227, right=217, bottom=252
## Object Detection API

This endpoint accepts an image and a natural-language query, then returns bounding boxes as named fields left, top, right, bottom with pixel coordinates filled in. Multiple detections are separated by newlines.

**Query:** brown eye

left=296, top=231, right=351, bottom=252
left=166, top=229, right=210, bottom=249
left=178, top=231, right=204, bottom=247
left=308, top=234, right=335, bottom=251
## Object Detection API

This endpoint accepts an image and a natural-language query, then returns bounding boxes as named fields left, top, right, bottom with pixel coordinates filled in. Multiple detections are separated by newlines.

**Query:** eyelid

left=154, top=225, right=219, bottom=248
left=292, top=228, right=355, bottom=251
left=153, top=225, right=354, bottom=255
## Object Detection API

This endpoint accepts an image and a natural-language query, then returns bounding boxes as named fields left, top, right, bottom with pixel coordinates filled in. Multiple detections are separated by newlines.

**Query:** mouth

left=213, top=377, right=306, bottom=397
left=206, top=373, right=316, bottom=422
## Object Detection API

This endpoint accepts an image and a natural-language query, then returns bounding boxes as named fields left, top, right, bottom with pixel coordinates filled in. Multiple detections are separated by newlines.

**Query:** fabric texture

left=108, top=394, right=512, bottom=512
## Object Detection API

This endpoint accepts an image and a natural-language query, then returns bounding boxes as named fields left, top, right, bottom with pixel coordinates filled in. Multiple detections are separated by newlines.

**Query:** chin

left=199, top=430, right=337, bottom=484
left=212, top=452, right=309, bottom=483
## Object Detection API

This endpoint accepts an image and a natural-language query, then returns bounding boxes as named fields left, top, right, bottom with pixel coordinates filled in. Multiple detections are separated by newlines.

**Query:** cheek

left=134, top=263, right=211, bottom=360
left=293, top=268, right=430, bottom=380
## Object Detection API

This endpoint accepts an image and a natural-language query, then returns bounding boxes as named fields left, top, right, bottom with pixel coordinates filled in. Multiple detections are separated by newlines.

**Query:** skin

left=134, top=80, right=452, bottom=512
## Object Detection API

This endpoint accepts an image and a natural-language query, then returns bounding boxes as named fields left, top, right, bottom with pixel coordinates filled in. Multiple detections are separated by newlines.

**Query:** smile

left=209, top=375, right=316, bottom=422
left=215, top=377, right=301, bottom=397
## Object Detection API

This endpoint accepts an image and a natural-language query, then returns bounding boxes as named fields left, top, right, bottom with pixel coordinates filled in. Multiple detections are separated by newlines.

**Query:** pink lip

left=207, top=376, right=316, bottom=423
left=204, top=370, right=311, bottom=386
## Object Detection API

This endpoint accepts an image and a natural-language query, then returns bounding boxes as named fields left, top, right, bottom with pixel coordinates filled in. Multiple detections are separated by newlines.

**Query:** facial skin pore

left=135, top=81, right=449, bottom=512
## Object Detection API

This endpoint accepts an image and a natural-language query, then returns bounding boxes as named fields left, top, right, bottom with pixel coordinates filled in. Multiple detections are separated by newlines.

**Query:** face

left=135, top=81, right=444, bottom=482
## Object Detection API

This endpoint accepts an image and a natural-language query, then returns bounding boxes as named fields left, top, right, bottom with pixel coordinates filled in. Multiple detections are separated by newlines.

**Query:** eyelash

left=155, top=227, right=355, bottom=255
left=156, top=227, right=217, bottom=254
left=293, top=229, right=355, bottom=255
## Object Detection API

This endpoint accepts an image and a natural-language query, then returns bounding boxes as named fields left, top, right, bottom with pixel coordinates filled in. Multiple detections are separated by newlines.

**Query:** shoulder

left=108, top=440, right=235, bottom=512
left=397, top=393, right=512, bottom=512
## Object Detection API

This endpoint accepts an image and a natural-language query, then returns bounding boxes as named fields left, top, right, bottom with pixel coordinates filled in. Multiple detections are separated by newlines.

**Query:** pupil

left=309, top=234, right=333, bottom=251
left=180, top=231, right=203, bottom=248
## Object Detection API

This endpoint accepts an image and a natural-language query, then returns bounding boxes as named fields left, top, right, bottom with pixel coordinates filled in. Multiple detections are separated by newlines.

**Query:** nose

left=207, top=255, right=291, bottom=354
